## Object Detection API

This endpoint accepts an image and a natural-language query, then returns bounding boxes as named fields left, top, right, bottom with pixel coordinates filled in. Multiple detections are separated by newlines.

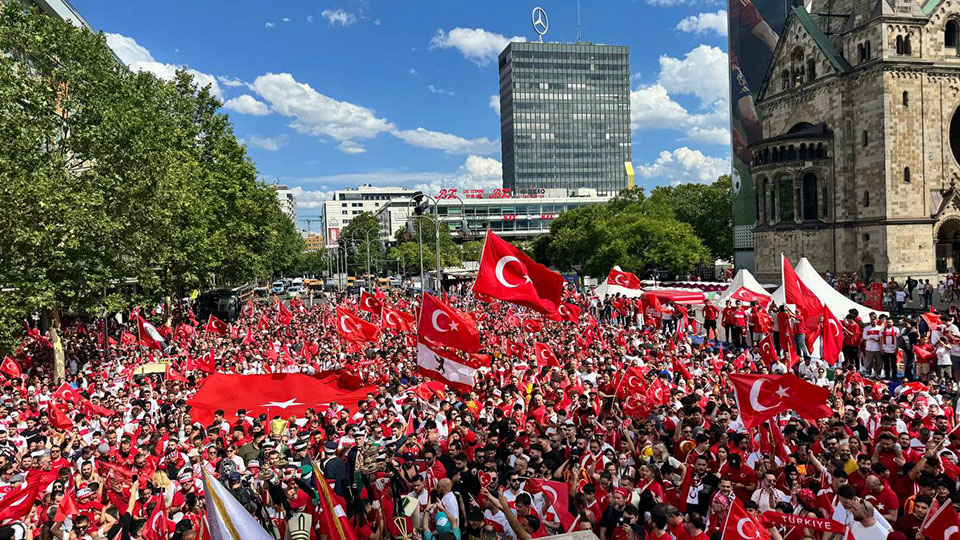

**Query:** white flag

left=203, top=470, right=274, bottom=540
left=416, top=341, right=477, bottom=391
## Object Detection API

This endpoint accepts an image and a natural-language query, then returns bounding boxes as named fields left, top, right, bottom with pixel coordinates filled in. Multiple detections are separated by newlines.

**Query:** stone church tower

left=750, top=0, right=960, bottom=283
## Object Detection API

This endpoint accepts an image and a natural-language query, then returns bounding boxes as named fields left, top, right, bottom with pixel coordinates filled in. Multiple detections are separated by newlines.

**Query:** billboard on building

left=728, top=0, right=789, bottom=270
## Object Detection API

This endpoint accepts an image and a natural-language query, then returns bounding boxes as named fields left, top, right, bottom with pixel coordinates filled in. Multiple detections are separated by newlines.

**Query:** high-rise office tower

left=498, top=41, right=631, bottom=195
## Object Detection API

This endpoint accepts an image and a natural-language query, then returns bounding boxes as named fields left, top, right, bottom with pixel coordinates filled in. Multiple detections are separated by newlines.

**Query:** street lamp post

left=346, top=228, right=375, bottom=279
left=406, top=193, right=471, bottom=293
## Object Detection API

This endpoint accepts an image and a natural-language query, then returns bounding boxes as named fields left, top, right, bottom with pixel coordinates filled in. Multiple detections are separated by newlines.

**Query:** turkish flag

left=729, top=286, right=772, bottom=308
left=921, top=497, right=960, bottom=540
left=120, top=331, right=138, bottom=345
left=504, top=339, right=525, bottom=358
left=277, top=300, right=293, bottom=325
left=0, top=357, right=21, bottom=379
left=922, top=310, right=943, bottom=330
left=671, top=356, right=692, bottom=380
left=381, top=304, right=415, bottom=332
left=757, top=334, right=778, bottom=368
left=524, top=478, right=575, bottom=531
left=556, top=302, right=581, bottom=322
left=186, top=373, right=377, bottom=424
left=473, top=230, right=563, bottom=316
left=723, top=497, right=772, bottom=540
left=618, top=366, right=647, bottom=397
left=204, top=315, right=227, bottom=336
left=194, top=350, right=215, bottom=373
left=49, top=403, right=73, bottom=430
left=314, top=467, right=360, bottom=540
left=0, top=473, right=41, bottom=523
left=782, top=254, right=824, bottom=347
left=607, top=267, right=643, bottom=289
left=622, top=393, right=650, bottom=417
left=821, top=309, right=843, bottom=365
left=729, top=373, right=834, bottom=429
left=646, top=378, right=670, bottom=406
left=416, top=293, right=481, bottom=353
left=534, top=343, right=560, bottom=367
left=335, top=306, right=380, bottom=342
left=165, top=365, right=188, bottom=383
left=359, top=290, right=383, bottom=316
left=915, top=344, right=937, bottom=364
left=80, top=398, right=115, bottom=418
left=135, top=315, right=164, bottom=350
left=143, top=497, right=171, bottom=540
left=521, top=318, right=543, bottom=333
left=54, top=383, right=82, bottom=404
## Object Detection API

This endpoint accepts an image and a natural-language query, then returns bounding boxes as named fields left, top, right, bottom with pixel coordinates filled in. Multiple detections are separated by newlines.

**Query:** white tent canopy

left=593, top=266, right=644, bottom=299
left=715, top=269, right=772, bottom=306
left=771, top=257, right=887, bottom=318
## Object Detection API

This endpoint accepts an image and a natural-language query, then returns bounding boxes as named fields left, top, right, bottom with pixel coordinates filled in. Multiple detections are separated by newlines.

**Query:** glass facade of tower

left=498, top=41, right=631, bottom=196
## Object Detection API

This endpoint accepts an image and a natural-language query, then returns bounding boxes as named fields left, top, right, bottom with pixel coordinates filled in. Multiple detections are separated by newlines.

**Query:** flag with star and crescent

left=728, top=373, right=833, bottom=430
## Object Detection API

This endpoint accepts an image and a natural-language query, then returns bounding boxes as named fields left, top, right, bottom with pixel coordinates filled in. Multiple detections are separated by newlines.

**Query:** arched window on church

left=866, top=41, right=872, bottom=60
left=791, top=48, right=804, bottom=87
left=904, top=166, right=911, bottom=184
left=903, top=91, right=909, bottom=107
left=905, top=35, right=912, bottom=55
left=807, top=58, right=816, bottom=82
left=947, top=20, right=960, bottom=55
left=896, top=35, right=904, bottom=55
left=769, top=182, right=777, bottom=222
left=781, top=69, right=790, bottom=90
left=858, top=43, right=866, bottom=63
left=802, top=173, right=819, bottom=220
left=863, top=190, right=870, bottom=207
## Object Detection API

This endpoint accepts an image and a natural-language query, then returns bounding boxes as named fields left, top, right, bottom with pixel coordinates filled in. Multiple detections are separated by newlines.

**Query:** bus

left=195, top=284, right=255, bottom=323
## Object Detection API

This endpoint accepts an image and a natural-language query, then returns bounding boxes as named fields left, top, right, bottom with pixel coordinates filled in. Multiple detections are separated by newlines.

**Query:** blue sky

left=74, top=0, right=731, bottom=226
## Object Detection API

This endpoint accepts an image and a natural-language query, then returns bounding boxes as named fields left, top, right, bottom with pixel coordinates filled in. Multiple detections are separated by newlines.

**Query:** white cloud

left=414, top=156, right=503, bottom=195
left=321, top=9, right=356, bottom=26
left=217, top=75, right=247, bottom=88
left=630, top=83, right=728, bottom=143
left=250, top=73, right=395, bottom=141
left=223, top=94, right=271, bottom=116
left=374, top=19, right=381, bottom=26
left=489, top=95, right=500, bottom=115
left=392, top=128, right=499, bottom=155
left=243, top=135, right=288, bottom=151
left=307, top=15, right=314, bottom=24
left=409, top=68, right=417, bottom=76
left=676, top=11, right=728, bottom=35
left=281, top=17, right=291, bottom=23
left=429, top=28, right=525, bottom=65
left=338, top=141, right=366, bottom=154
left=427, top=84, right=455, bottom=96
left=105, top=33, right=222, bottom=98
left=636, top=147, right=730, bottom=184
left=265, top=22, right=275, bottom=29
left=648, top=0, right=712, bottom=6
left=658, top=45, right=729, bottom=107
left=290, top=186, right=335, bottom=210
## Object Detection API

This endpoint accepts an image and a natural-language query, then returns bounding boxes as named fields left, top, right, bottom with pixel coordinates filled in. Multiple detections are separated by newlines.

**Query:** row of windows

left=509, top=51, right=628, bottom=62
left=752, top=142, right=828, bottom=165
left=435, top=203, right=592, bottom=216
left=758, top=174, right=826, bottom=222
left=511, top=62, right=628, bottom=72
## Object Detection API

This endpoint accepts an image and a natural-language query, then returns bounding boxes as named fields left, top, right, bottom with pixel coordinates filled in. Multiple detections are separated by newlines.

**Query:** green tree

left=340, top=212, right=383, bottom=276
left=461, top=240, right=484, bottom=263
left=392, top=216, right=461, bottom=271
left=646, top=176, right=733, bottom=260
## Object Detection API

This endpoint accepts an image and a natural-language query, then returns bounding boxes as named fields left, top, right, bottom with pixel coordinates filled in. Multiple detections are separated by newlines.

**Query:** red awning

left=642, top=289, right=706, bottom=304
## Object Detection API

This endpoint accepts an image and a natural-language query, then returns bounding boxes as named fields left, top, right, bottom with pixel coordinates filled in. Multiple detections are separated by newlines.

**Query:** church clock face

left=732, top=168, right=743, bottom=196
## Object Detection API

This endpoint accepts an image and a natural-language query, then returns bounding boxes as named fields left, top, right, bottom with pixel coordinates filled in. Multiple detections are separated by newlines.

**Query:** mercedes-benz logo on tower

left=532, top=6, right=548, bottom=41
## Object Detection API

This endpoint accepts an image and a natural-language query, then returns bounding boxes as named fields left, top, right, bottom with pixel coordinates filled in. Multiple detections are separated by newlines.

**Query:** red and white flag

left=920, top=496, right=960, bottom=540
left=135, top=315, right=165, bottom=350
left=821, top=308, right=843, bottom=365
left=782, top=254, right=825, bottom=348
left=143, top=497, right=171, bottom=540
left=0, top=473, right=41, bottom=523
left=722, top=497, right=771, bottom=540
left=473, top=230, right=563, bottom=316
left=49, top=403, right=73, bottom=430
left=554, top=302, right=581, bottom=322
left=359, top=289, right=383, bottom=316
left=729, top=373, right=833, bottom=429
left=607, top=267, right=643, bottom=289
left=0, top=357, right=21, bottom=379
left=335, top=306, right=380, bottom=342
left=504, top=339, right=525, bottom=358
left=190, top=350, right=215, bottom=373
left=204, top=315, right=227, bottom=336
left=758, top=334, right=778, bottom=368
left=54, top=383, right=82, bottom=404
left=416, top=341, right=479, bottom=391
left=534, top=343, right=560, bottom=367
left=314, top=463, right=360, bottom=540
left=524, top=478, right=575, bottom=531
left=417, top=293, right=481, bottom=353
left=381, top=304, right=415, bottom=332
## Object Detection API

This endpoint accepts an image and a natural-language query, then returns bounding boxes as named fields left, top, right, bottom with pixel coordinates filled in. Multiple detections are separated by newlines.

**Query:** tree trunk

left=51, top=304, right=65, bottom=384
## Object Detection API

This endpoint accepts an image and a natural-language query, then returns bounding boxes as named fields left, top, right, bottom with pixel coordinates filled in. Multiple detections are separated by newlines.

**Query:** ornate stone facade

left=750, top=0, right=960, bottom=282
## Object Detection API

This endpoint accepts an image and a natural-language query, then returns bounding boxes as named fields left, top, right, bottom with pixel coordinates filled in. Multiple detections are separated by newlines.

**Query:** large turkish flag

left=381, top=304, right=415, bottom=332
left=335, top=306, right=380, bottom=342
left=722, top=498, right=772, bottom=540
left=473, top=230, right=563, bottom=316
left=187, top=373, right=377, bottom=424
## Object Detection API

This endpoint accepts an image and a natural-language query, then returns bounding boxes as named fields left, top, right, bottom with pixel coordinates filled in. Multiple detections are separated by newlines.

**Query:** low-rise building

left=322, top=185, right=416, bottom=247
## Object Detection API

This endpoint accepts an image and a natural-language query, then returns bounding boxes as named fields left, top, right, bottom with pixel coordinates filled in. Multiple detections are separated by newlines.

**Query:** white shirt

left=750, top=487, right=790, bottom=512
left=850, top=519, right=893, bottom=540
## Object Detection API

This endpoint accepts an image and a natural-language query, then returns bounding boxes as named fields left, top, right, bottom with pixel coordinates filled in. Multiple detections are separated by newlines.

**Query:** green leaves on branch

left=0, top=7, right=302, bottom=350
left=534, top=178, right=731, bottom=277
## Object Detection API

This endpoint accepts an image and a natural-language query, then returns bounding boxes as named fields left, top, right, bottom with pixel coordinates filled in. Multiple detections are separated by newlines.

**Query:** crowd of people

left=0, top=275, right=957, bottom=540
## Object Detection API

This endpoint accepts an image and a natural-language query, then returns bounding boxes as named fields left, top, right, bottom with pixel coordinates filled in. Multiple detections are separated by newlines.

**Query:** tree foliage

left=389, top=216, right=462, bottom=274
left=535, top=184, right=716, bottom=278
left=0, top=7, right=302, bottom=350
left=645, top=176, right=733, bottom=260
left=339, top=212, right=384, bottom=276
